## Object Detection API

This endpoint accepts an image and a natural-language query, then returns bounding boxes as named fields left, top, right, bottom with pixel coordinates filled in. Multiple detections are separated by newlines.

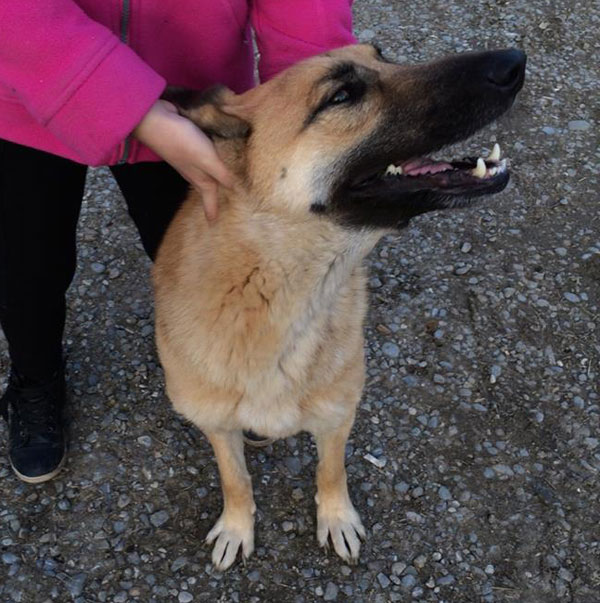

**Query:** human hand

left=133, top=99, right=233, bottom=221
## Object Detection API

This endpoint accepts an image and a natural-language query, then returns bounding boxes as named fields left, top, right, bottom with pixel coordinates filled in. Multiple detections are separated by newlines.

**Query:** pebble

left=324, top=582, right=338, bottom=600
left=382, top=342, right=400, bottom=358
left=149, top=511, right=169, bottom=528
left=563, top=292, right=580, bottom=303
left=568, top=120, right=591, bottom=130
left=90, top=262, right=106, bottom=273
left=558, top=568, right=574, bottom=582
left=401, top=575, right=416, bottom=589
left=67, top=574, right=87, bottom=598
left=377, top=573, right=391, bottom=588
left=438, top=486, right=452, bottom=500
left=178, top=593, right=194, bottom=603
left=171, top=557, right=188, bottom=572
left=392, top=562, right=407, bottom=576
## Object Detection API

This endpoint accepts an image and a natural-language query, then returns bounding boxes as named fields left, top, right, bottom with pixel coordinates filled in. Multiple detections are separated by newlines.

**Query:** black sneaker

left=0, top=369, right=67, bottom=483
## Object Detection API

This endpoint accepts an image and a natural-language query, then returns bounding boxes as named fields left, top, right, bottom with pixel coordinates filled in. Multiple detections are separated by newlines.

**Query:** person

left=0, top=1, right=355, bottom=483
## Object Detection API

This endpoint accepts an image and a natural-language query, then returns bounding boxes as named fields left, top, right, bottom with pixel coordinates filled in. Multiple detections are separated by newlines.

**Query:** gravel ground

left=1, top=1, right=599, bottom=602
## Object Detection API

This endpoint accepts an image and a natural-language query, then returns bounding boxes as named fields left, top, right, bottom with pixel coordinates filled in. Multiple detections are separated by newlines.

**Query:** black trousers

left=0, top=139, right=189, bottom=381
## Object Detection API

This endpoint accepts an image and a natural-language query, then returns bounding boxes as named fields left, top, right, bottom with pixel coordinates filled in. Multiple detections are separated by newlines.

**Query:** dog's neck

left=221, top=201, right=382, bottom=316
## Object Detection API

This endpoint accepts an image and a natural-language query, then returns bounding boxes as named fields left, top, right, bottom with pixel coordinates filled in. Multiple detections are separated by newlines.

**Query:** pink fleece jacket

left=0, top=1, right=354, bottom=166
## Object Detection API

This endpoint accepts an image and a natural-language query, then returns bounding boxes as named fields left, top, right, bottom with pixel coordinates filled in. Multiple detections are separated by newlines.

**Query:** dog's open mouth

left=351, top=142, right=510, bottom=198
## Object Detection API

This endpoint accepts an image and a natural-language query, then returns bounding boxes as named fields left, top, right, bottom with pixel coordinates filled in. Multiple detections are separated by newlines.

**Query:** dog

left=153, top=44, right=526, bottom=570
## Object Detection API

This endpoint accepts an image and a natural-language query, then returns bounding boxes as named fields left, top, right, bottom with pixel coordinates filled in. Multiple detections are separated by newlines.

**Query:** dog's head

left=165, top=44, right=525, bottom=229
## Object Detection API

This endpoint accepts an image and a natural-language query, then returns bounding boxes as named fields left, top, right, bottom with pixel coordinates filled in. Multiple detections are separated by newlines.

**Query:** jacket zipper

left=118, top=0, right=132, bottom=164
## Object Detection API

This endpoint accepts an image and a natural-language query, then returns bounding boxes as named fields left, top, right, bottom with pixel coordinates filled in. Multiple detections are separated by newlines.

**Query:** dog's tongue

left=400, top=157, right=453, bottom=176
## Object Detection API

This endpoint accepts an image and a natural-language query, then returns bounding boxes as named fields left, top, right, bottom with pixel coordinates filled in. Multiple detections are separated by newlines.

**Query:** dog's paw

left=316, top=500, right=366, bottom=563
left=206, top=511, right=255, bottom=571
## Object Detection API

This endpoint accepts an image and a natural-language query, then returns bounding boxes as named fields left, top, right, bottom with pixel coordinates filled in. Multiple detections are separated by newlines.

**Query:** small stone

left=437, top=575, right=456, bottom=586
left=324, top=582, right=338, bottom=601
left=406, top=511, right=424, bottom=524
left=438, top=486, right=451, bottom=501
left=137, top=435, right=152, bottom=448
left=493, top=464, right=514, bottom=477
left=558, top=568, right=574, bottom=582
left=118, top=494, right=131, bottom=508
left=382, top=342, right=400, bottom=358
left=401, top=574, right=416, bottom=589
left=377, top=573, right=391, bottom=588
left=284, top=456, right=302, bottom=476
left=90, top=262, right=105, bottom=273
left=568, top=120, right=591, bottom=131
left=178, top=593, right=194, bottom=603
left=150, top=510, right=169, bottom=528
left=392, top=562, right=407, bottom=576
left=141, top=324, right=154, bottom=337
left=67, top=574, right=87, bottom=598
left=2, top=553, right=18, bottom=564
left=248, top=570, right=260, bottom=582
left=454, top=264, right=471, bottom=275
left=485, top=564, right=495, bottom=575
left=461, top=242, right=472, bottom=253
left=282, top=521, right=294, bottom=532
left=564, top=292, right=580, bottom=303
left=413, top=554, right=427, bottom=569
left=171, top=557, right=188, bottom=572
left=361, top=29, right=376, bottom=40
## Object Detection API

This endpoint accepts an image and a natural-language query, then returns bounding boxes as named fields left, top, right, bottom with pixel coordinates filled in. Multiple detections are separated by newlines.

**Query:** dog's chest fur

left=155, top=205, right=379, bottom=437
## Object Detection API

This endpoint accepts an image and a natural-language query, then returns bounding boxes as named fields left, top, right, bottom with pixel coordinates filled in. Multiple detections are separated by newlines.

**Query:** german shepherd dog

left=154, top=44, right=526, bottom=570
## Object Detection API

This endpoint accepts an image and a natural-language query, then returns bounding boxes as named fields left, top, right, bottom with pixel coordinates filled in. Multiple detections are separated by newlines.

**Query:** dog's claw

left=206, top=511, right=255, bottom=571
left=316, top=501, right=366, bottom=562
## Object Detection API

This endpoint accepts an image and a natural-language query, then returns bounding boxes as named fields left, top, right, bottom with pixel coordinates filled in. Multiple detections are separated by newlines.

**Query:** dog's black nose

left=485, top=49, right=526, bottom=92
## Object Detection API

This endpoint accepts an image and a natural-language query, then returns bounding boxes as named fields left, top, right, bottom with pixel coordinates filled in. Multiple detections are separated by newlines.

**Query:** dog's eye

left=329, top=87, right=351, bottom=105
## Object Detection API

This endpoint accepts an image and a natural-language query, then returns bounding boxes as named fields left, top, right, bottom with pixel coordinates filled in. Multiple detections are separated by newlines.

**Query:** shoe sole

left=10, top=447, right=67, bottom=484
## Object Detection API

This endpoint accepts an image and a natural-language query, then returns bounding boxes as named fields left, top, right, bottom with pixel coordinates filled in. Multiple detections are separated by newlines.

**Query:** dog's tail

left=243, top=430, right=274, bottom=448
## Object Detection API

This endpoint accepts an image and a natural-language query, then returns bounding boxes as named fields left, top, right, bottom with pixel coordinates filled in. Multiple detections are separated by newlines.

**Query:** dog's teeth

left=395, top=165, right=403, bottom=174
left=488, top=143, right=501, bottom=162
left=385, top=164, right=403, bottom=176
left=500, top=158, right=508, bottom=171
left=488, top=167, right=498, bottom=176
left=472, top=157, right=487, bottom=178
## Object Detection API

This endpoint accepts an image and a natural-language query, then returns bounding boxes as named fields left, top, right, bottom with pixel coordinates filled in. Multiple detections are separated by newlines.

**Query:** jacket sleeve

left=250, top=0, right=356, bottom=82
left=0, top=1, right=166, bottom=165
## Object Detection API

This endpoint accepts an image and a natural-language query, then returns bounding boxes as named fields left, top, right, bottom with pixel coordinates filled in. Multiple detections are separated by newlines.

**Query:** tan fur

left=154, top=44, right=511, bottom=569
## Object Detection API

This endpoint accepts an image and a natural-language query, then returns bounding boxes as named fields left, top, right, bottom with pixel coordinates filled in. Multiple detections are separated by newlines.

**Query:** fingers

left=198, top=180, right=219, bottom=222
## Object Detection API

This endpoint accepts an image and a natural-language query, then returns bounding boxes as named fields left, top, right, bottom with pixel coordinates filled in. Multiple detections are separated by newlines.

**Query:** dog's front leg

left=312, top=415, right=366, bottom=563
left=204, top=429, right=255, bottom=570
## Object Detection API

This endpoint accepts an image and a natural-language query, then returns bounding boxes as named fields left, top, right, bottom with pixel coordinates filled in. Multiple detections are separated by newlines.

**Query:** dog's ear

left=162, top=85, right=251, bottom=139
